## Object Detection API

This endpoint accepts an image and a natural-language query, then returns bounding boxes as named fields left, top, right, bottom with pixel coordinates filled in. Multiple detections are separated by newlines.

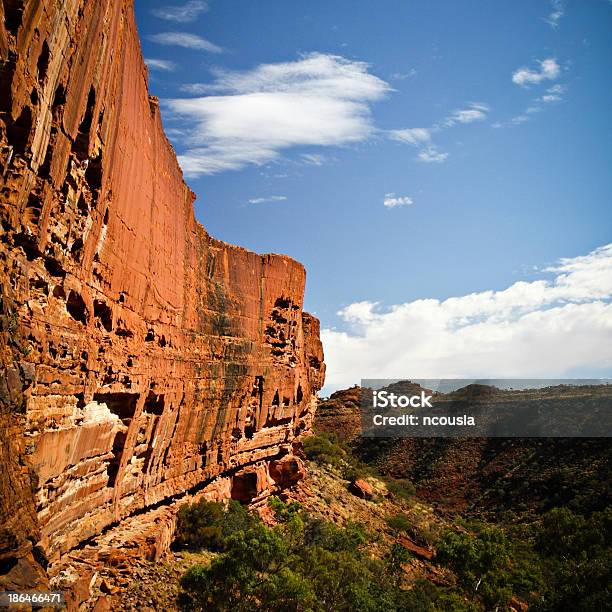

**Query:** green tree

left=530, top=507, right=611, bottom=611
left=177, top=499, right=431, bottom=611
left=436, top=525, right=539, bottom=609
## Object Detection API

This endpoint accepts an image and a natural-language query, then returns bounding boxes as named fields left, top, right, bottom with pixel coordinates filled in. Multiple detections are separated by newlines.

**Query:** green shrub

left=340, top=456, right=374, bottom=481
left=303, top=433, right=375, bottom=483
left=302, top=432, right=346, bottom=465
left=173, top=499, right=255, bottom=551
left=268, top=495, right=303, bottom=522
left=173, top=500, right=225, bottom=551
left=385, top=478, right=416, bottom=500
left=386, top=513, right=412, bottom=533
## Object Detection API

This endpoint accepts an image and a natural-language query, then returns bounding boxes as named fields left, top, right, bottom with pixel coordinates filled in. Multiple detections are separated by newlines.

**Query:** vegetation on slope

left=173, top=488, right=611, bottom=611
left=166, top=420, right=612, bottom=612
left=175, top=497, right=465, bottom=611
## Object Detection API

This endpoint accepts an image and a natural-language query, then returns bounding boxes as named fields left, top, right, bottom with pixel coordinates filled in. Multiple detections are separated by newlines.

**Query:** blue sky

left=135, top=1, right=612, bottom=393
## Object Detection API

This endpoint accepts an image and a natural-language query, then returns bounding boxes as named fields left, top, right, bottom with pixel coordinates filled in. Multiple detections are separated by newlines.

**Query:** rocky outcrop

left=348, top=478, right=374, bottom=500
left=0, top=0, right=324, bottom=592
left=315, top=386, right=363, bottom=442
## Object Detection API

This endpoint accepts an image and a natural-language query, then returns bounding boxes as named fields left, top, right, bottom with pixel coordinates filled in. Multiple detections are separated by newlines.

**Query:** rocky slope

left=316, top=385, right=611, bottom=518
left=0, top=0, right=324, bottom=599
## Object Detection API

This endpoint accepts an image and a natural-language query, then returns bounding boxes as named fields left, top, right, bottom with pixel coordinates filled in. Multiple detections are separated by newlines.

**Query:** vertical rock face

left=0, top=0, right=324, bottom=589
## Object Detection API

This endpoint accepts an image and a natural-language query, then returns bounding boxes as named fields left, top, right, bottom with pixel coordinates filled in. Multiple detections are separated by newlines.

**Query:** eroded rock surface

left=0, top=0, right=324, bottom=594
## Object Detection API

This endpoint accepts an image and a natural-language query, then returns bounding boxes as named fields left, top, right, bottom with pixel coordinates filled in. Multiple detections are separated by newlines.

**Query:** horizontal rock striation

left=0, top=0, right=324, bottom=591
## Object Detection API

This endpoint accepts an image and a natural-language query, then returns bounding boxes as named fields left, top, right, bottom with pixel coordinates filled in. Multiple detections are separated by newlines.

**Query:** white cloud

left=390, top=69, right=417, bottom=80
left=418, top=147, right=449, bottom=163
left=389, top=127, right=431, bottom=146
left=383, top=193, right=413, bottom=208
left=152, top=1, right=209, bottom=23
left=164, top=53, right=390, bottom=176
left=301, top=153, right=327, bottom=166
left=548, top=84, right=565, bottom=95
left=248, top=195, right=287, bottom=204
left=442, top=102, right=490, bottom=127
left=165, top=127, right=188, bottom=139
left=179, top=83, right=209, bottom=94
left=145, top=58, right=177, bottom=72
left=321, top=244, right=612, bottom=392
left=391, top=103, right=488, bottom=162
left=192, top=54, right=389, bottom=98
left=148, top=32, right=223, bottom=53
left=538, top=84, right=566, bottom=103
left=495, top=84, right=566, bottom=128
left=511, top=115, right=530, bottom=125
left=340, top=301, right=381, bottom=324
left=512, top=58, right=560, bottom=87
left=544, top=0, right=565, bottom=28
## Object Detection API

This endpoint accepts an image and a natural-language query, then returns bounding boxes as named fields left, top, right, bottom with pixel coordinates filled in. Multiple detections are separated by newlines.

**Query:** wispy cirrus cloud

left=322, top=244, right=612, bottom=392
left=538, top=83, right=566, bottom=103
left=168, top=52, right=488, bottom=175
left=179, top=83, right=210, bottom=94
left=151, top=1, right=209, bottom=23
left=301, top=153, right=327, bottom=166
left=145, top=58, right=177, bottom=72
left=418, top=147, right=449, bottom=163
left=510, top=114, right=530, bottom=125
left=440, top=102, right=490, bottom=127
left=248, top=195, right=287, bottom=204
left=389, top=127, right=431, bottom=146
left=544, top=0, right=565, bottom=28
left=499, top=84, right=566, bottom=128
left=148, top=32, right=223, bottom=53
left=383, top=193, right=413, bottom=208
left=390, top=103, right=489, bottom=163
left=164, top=53, right=390, bottom=176
left=390, top=69, right=417, bottom=81
left=512, top=58, right=560, bottom=87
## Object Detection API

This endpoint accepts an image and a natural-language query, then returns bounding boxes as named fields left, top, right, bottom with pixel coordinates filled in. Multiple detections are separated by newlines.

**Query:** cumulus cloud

left=164, top=53, right=390, bottom=176
left=152, top=1, right=209, bottom=23
left=418, top=147, right=449, bottom=163
left=148, top=32, right=223, bottom=53
left=145, top=58, right=177, bottom=72
left=512, top=58, right=560, bottom=87
left=248, top=195, right=287, bottom=204
left=383, top=193, right=413, bottom=208
left=321, top=244, right=612, bottom=392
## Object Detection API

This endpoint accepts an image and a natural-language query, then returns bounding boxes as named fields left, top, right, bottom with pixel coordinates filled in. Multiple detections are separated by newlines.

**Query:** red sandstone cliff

left=0, top=0, right=324, bottom=594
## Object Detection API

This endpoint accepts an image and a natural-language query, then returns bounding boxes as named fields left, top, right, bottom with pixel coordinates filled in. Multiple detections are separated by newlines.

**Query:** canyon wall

left=0, top=0, right=324, bottom=591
